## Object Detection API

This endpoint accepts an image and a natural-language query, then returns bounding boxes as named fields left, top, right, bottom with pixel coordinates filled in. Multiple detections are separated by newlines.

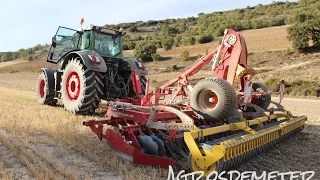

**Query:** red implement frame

left=83, top=29, right=285, bottom=168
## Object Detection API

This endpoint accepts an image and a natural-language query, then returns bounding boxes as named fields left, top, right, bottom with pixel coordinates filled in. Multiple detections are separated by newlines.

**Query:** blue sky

left=0, top=0, right=296, bottom=52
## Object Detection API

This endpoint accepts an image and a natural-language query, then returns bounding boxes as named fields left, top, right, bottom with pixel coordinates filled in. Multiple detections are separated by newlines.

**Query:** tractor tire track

left=0, top=128, right=77, bottom=180
left=25, top=132, right=122, bottom=180
left=0, top=140, right=32, bottom=180
left=0, top=126, right=122, bottom=180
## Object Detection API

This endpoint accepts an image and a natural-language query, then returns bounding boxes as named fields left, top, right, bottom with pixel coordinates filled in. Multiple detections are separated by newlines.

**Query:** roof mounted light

left=80, top=18, right=85, bottom=31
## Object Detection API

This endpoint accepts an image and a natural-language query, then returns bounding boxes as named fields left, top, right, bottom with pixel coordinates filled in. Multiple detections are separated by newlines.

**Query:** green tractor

left=36, top=23, right=147, bottom=115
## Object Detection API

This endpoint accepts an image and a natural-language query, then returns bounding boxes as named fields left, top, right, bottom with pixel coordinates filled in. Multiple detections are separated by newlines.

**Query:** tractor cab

left=47, top=23, right=124, bottom=64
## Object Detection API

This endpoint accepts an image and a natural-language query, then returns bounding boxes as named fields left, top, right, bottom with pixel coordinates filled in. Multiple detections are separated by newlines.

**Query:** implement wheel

left=61, top=57, right=101, bottom=115
left=36, top=71, right=57, bottom=106
left=252, top=82, right=271, bottom=110
left=191, top=78, right=236, bottom=122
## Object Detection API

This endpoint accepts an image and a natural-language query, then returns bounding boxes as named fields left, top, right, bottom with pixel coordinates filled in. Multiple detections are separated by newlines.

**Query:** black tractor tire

left=60, top=57, right=101, bottom=115
left=140, top=76, right=147, bottom=95
left=95, top=72, right=105, bottom=99
left=36, top=71, right=57, bottom=106
left=190, top=77, right=237, bottom=122
left=252, top=82, right=271, bottom=110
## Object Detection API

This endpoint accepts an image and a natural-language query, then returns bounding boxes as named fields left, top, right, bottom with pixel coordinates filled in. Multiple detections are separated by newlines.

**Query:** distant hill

left=107, top=1, right=299, bottom=33
left=103, top=0, right=319, bottom=50
left=0, top=44, right=49, bottom=63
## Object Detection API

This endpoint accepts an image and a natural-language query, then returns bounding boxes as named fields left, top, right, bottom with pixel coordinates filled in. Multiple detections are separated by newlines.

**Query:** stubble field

left=0, top=76, right=319, bottom=179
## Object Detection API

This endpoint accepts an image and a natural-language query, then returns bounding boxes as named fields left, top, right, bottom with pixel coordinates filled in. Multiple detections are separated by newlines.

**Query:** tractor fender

left=122, top=57, right=148, bottom=76
left=40, top=68, right=57, bottom=94
left=62, top=51, right=107, bottom=72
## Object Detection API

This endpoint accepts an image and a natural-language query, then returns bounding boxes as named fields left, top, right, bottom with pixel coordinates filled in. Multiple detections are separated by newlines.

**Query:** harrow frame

left=83, top=28, right=307, bottom=175
left=83, top=102, right=307, bottom=174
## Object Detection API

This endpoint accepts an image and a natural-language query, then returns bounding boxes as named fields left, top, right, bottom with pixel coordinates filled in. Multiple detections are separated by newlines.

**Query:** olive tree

left=134, top=42, right=157, bottom=62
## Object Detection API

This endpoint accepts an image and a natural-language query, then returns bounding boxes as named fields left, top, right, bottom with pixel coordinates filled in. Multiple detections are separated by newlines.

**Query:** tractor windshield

left=94, top=32, right=121, bottom=57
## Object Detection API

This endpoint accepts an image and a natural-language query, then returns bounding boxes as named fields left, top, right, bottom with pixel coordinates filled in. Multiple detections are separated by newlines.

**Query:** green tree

left=177, top=23, right=186, bottom=33
left=159, top=23, right=170, bottom=36
left=26, top=48, right=34, bottom=55
left=180, top=50, right=190, bottom=61
left=197, top=34, right=213, bottom=44
left=26, top=55, right=33, bottom=61
left=133, top=42, right=157, bottom=62
left=175, top=35, right=182, bottom=47
left=128, top=25, right=138, bottom=32
left=162, top=38, right=174, bottom=50
left=159, top=23, right=178, bottom=36
left=182, top=37, right=196, bottom=46
left=181, top=37, right=190, bottom=46
left=1, top=52, right=12, bottom=62
left=12, top=52, right=19, bottom=59
left=189, top=37, right=196, bottom=45
left=18, top=48, right=28, bottom=58
left=288, top=11, right=320, bottom=51
left=123, top=41, right=136, bottom=50
left=33, top=44, right=42, bottom=52
left=214, top=26, right=225, bottom=37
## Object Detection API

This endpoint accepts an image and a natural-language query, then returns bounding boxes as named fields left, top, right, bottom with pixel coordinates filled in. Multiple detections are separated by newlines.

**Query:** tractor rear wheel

left=191, top=77, right=237, bottom=122
left=252, top=82, right=271, bottom=110
left=61, top=57, right=101, bottom=115
left=36, top=71, right=57, bottom=106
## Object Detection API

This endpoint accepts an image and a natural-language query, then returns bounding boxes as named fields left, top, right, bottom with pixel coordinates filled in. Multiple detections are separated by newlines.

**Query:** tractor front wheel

left=36, top=71, right=57, bottom=106
left=61, top=57, right=100, bottom=115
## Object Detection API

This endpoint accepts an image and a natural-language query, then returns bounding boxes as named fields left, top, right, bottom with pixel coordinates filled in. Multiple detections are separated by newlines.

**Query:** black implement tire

left=36, top=71, right=57, bottom=106
left=252, top=82, right=271, bottom=110
left=191, top=78, right=237, bottom=122
left=61, top=57, right=101, bottom=115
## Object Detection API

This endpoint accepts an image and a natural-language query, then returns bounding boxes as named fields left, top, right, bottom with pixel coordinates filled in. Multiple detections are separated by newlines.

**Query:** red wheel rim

left=209, top=95, right=218, bottom=105
left=39, top=79, right=45, bottom=98
left=66, top=71, right=80, bottom=101
left=199, top=90, right=219, bottom=109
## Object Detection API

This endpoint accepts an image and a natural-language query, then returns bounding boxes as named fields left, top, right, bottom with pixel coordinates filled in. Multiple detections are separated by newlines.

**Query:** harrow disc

left=137, top=135, right=166, bottom=156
